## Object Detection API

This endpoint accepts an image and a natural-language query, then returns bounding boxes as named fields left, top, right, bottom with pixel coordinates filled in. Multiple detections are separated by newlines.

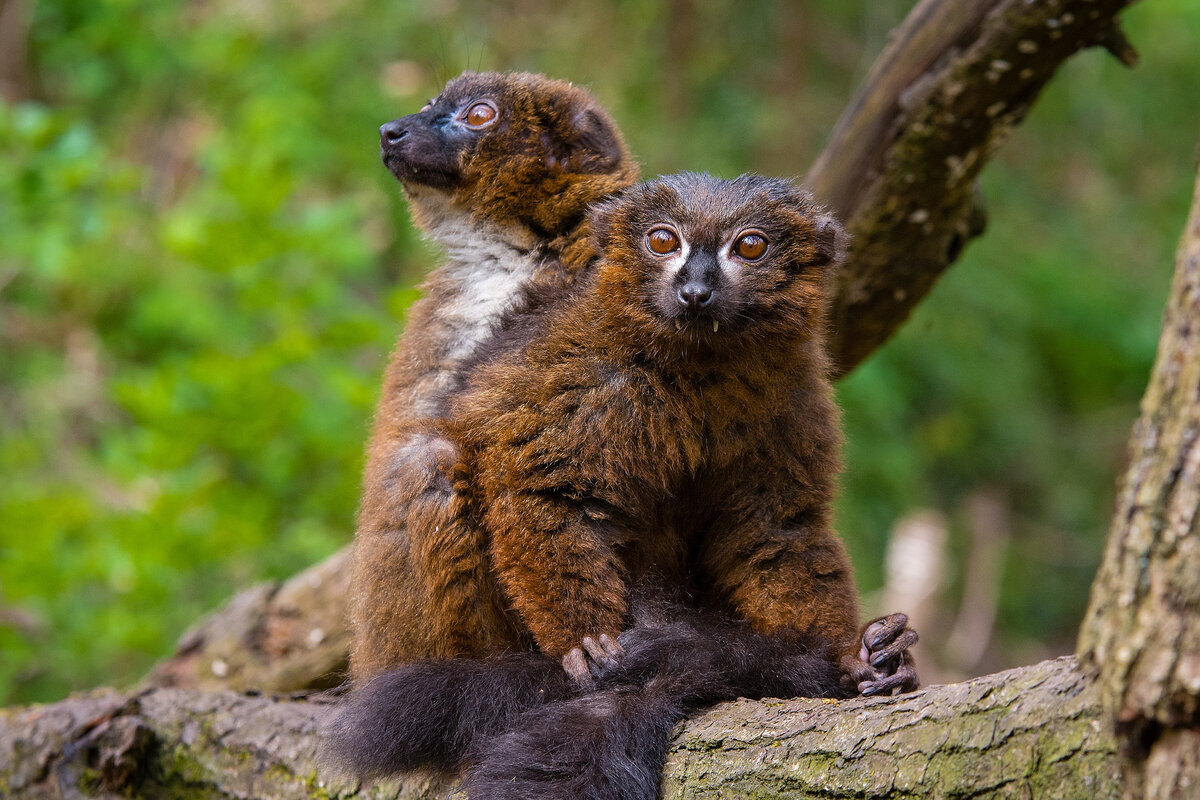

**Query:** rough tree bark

left=1, top=657, right=1119, bottom=799
left=1076, top=158, right=1200, bottom=799
left=142, top=550, right=351, bottom=694
left=140, top=0, right=1141, bottom=698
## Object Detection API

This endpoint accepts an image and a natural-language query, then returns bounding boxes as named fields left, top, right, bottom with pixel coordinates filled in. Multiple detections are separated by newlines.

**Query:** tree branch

left=811, top=0, right=1139, bottom=374
left=142, top=549, right=351, bottom=694
left=2, top=657, right=1118, bottom=799
left=0, top=0, right=36, bottom=104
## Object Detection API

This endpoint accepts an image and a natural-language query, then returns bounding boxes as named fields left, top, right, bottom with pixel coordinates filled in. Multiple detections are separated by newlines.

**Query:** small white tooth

left=713, top=320, right=719, bottom=333
left=675, top=319, right=682, bottom=331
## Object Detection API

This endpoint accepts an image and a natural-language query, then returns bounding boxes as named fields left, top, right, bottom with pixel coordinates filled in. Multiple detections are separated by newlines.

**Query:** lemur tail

left=324, top=606, right=847, bottom=792
left=462, top=615, right=847, bottom=800
left=323, top=652, right=574, bottom=777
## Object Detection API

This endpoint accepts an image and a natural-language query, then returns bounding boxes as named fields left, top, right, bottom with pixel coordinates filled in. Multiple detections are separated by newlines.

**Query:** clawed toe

left=869, top=628, right=919, bottom=668
left=563, top=633, right=626, bottom=688
left=848, top=612, right=921, bottom=696
left=859, top=655, right=919, bottom=696
left=562, top=647, right=594, bottom=689
left=582, top=633, right=625, bottom=671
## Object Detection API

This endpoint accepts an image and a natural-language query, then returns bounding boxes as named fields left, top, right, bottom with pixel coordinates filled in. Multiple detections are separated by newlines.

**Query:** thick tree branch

left=2, top=657, right=1118, bottom=799
left=1077, top=157, right=1200, bottom=799
left=811, top=0, right=1139, bottom=374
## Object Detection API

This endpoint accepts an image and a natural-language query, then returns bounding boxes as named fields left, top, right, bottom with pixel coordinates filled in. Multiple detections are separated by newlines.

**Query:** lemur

left=333, top=173, right=918, bottom=798
left=351, top=71, right=638, bottom=678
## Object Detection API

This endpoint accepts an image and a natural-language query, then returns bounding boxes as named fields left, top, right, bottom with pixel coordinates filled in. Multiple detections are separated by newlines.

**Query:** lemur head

left=589, top=173, right=846, bottom=348
left=380, top=71, right=637, bottom=244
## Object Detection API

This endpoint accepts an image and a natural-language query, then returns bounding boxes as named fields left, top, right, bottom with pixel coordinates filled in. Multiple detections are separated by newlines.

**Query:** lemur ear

left=587, top=196, right=622, bottom=250
left=565, top=108, right=624, bottom=174
left=808, top=212, right=848, bottom=268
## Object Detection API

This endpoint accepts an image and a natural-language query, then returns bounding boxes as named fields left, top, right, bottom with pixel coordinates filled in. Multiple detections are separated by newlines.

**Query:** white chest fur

left=410, top=188, right=542, bottom=363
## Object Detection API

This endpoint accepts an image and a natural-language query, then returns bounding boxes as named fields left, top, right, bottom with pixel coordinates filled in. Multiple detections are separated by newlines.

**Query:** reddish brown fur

left=350, top=72, right=638, bottom=680
left=443, top=173, right=863, bottom=664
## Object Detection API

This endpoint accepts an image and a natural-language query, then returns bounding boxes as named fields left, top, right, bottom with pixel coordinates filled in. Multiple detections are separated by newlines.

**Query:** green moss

left=154, top=742, right=215, bottom=788
left=300, top=770, right=338, bottom=800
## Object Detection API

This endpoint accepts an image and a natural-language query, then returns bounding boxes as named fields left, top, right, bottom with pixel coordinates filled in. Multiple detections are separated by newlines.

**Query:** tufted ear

left=563, top=108, right=625, bottom=174
left=807, top=211, right=848, bottom=269
left=586, top=195, right=623, bottom=251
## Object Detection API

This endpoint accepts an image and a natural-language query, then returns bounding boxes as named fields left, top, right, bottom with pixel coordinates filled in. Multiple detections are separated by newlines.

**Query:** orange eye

left=646, top=227, right=680, bottom=255
left=733, top=232, right=768, bottom=261
left=463, top=101, right=497, bottom=128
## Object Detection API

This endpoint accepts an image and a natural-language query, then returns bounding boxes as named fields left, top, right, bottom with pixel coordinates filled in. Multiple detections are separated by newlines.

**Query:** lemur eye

left=463, top=101, right=498, bottom=129
left=733, top=231, right=768, bottom=261
left=646, top=227, right=681, bottom=255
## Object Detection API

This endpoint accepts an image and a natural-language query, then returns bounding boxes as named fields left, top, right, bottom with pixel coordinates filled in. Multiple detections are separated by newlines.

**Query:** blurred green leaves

left=1, top=0, right=410, bottom=701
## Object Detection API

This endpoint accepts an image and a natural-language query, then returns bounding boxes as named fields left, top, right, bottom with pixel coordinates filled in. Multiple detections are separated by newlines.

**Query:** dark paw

left=561, top=634, right=625, bottom=689
left=841, top=613, right=920, bottom=696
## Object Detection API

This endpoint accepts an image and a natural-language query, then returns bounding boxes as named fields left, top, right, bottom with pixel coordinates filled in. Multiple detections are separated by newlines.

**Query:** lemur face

left=379, top=79, right=499, bottom=189
left=379, top=71, right=629, bottom=198
left=591, top=173, right=845, bottom=341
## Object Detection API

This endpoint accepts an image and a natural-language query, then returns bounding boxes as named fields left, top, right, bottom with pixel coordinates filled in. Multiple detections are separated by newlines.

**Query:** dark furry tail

left=608, top=612, right=850, bottom=705
left=462, top=614, right=848, bottom=800
left=463, top=686, right=681, bottom=800
left=324, top=605, right=847, bottom=794
left=323, top=653, right=574, bottom=777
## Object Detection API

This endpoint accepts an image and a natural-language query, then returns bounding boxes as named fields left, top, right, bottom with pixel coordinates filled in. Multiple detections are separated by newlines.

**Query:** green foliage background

left=1, top=0, right=1197, bottom=705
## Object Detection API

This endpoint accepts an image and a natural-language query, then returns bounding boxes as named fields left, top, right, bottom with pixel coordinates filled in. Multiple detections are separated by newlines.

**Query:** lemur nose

left=678, top=283, right=714, bottom=310
left=380, top=120, right=408, bottom=146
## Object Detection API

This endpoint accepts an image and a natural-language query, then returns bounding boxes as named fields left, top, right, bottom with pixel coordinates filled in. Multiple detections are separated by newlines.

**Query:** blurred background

left=1, top=0, right=1197, bottom=705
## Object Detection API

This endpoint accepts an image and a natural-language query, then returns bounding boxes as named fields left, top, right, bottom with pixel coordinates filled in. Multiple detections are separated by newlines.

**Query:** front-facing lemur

left=447, top=172, right=902, bottom=679
left=330, top=174, right=918, bottom=797
left=351, top=71, right=639, bottom=679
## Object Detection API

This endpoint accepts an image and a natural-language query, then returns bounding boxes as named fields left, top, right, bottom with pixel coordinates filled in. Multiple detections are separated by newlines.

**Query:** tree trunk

left=1077, top=156, right=1200, bottom=799
left=142, top=0, right=1141, bottom=697
left=2, top=657, right=1118, bottom=800
left=0, top=0, right=36, bottom=103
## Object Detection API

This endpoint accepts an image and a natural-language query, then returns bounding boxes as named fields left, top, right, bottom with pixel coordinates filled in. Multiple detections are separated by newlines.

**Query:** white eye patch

left=717, top=243, right=738, bottom=279
left=662, top=237, right=691, bottom=278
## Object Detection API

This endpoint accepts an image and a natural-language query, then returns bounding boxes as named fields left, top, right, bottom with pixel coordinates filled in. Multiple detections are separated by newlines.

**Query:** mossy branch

left=2, top=657, right=1117, bottom=799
